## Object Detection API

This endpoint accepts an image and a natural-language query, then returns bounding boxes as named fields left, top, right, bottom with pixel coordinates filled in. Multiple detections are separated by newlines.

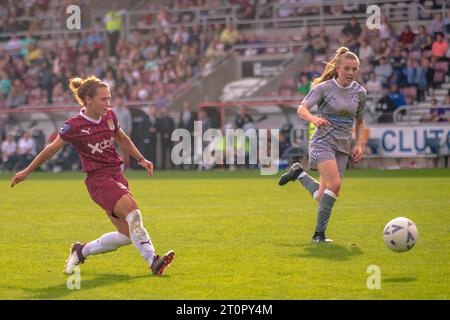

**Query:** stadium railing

left=393, top=105, right=450, bottom=123
left=115, top=0, right=445, bottom=38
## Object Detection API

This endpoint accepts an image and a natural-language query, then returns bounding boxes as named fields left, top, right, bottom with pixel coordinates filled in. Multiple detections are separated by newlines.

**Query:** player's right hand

left=138, top=158, right=154, bottom=177
left=11, top=170, right=28, bottom=188
left=313, top=117, right=331, bottom=127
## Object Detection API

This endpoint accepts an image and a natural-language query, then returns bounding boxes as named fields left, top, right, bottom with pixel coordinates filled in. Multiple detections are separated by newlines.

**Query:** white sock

left=125, top=209, right=155, bottom=267
left=82, top=232, right=131, bottom=257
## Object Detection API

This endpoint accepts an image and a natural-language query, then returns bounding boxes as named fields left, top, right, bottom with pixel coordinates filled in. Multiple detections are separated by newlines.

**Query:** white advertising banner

left=367, top=125, right=450, bottom=157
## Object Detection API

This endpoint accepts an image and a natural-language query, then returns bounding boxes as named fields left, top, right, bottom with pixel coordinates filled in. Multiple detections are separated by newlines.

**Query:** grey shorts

left=308, top=144, right=349, bottom=178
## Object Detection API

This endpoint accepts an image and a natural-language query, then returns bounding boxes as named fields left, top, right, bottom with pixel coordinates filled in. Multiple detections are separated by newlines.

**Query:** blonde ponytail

left=312, top=47, right=359, bottom=87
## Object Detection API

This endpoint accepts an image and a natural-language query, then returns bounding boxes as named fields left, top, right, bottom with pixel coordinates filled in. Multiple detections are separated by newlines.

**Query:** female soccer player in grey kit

left=279, top=47, right=367, bottom=242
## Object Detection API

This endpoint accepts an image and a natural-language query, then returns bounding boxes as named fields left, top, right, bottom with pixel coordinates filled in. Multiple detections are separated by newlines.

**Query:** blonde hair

left=312, top=47, right=360, bottom=87
left=69, top=75, right=108, bottom=106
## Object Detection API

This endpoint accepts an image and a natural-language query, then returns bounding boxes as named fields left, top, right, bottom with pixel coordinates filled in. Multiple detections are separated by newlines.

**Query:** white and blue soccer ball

left=383, top=217, right=419, bottom=252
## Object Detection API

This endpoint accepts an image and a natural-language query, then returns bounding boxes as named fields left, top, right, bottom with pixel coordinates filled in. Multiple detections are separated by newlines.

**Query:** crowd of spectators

left=0, top=1, right=263, bottom=115
left=1, top=1, right=449, bottom=172
left=280, top=13, right=450, bottom=123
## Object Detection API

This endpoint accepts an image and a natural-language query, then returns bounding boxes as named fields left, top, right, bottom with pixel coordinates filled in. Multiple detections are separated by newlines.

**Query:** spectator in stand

left=144, top=106, right=159, bottom=168
left=17, top=130, right=36, bottom=170
left=329, top=4, right=343, bottom=16
left=37, top=63, right=54, bottom=104
left=235, top=107, right=254, bottom=129
left=178, top=100, right=197, bottom=133
left=398, top=25, right=415, bottom=49
left=0, top=70, right=11, bottom=98
left=113, top=96, right=132, bottom=169
left=315, top=28, right=330, bottom=55
left=6, top=80, right=27, bottom=108
left=103, top=3, right=125, bottom=57
left=403, top=58, right=417, bottom=88
left=277, top=0, right=296, bottom=18
left=236, top=0, right=255, bottom=20
left=359, top=39, right=375, bottom=63
left=432, top=32, right=448, bottom=60
left=379, top=15, right=394, bottom=40
left=157, top=107, right=175, bottom=170
left=445, top=11, right=450, bottom=34
left=375, top=39, right=392, bottom=61
left=113, top=96, right=132, bottom=137
left=359, top=57, right=373, bottom=83
left=196, top=32, right=210, bottom=56
left=388, top=85, right=406, bottom=109
left=297, top=74, right=311, bottom=95
left=341, top=17, right=362, bottom=39
left=197, top=109, right=211, bottom=132
left=1, top=133, right=17, bottom=171
left=366, top=72, right=382, bottom=96
left=5, top=35, right=22, bottom=58
left=421, top=98, right=447, bottom=122
left=206, top=35, right=226, bottom=62
left=374, top=57, right=393, bottom=86
left=243, top=33, right=264, bottom=56
left=413, top=25, right=430, bottom=52
left=416, top=58, right=431, bottom=102
left=430, top=13, right=445, bottom=36
left=157, top=6, right=171, bottom=32
left=376, top=87, right=397, bottom=123
left=220, top=22, right=241, bottom=51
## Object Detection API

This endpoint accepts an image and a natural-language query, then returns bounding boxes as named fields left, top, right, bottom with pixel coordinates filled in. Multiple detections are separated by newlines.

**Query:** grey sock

left=298, top=172, right=320, bottom=199
left=315, top=190, right=337, bottom=233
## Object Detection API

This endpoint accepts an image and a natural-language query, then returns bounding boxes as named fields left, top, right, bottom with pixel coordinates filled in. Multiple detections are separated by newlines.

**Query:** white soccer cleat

left=64, top=242, right=86, bottom=274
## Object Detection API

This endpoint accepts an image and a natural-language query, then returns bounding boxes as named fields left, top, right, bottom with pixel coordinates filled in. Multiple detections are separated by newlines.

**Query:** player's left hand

left=138, top=158, right=154, bottom=176
left=352, top=145, right=363, bottom=163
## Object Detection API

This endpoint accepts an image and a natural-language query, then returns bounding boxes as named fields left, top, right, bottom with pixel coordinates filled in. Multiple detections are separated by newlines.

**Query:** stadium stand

left=0, top=0, right=449, bottom=171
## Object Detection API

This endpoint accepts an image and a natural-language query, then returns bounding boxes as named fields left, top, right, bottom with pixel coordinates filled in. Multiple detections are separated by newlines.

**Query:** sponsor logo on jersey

left=81, top=128, right=91, bottom=135
left=107, top=119, right=115, bottom=131
left=326, top=114, right=354, bottom=125
left=338, top=109, right=351, bottom=117
left=87, top=137, right=115, bottom=154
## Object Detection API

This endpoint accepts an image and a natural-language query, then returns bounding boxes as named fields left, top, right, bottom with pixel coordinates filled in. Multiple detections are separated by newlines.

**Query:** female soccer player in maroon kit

left=11, top=76, right=174, bottom=275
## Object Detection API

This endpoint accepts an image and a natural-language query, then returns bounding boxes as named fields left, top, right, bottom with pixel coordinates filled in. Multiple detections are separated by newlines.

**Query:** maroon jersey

left=59, top=108, right=123, bottom=174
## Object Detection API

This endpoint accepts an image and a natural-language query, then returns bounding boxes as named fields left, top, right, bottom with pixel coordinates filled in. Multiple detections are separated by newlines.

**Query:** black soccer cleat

left=311, top=231, right=333, bottom=243
left=278, top=162, right=304, bottom=186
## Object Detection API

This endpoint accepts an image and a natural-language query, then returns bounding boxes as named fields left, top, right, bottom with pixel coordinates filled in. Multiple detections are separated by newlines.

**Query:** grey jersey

left=301, top=78, right=367, bottom=155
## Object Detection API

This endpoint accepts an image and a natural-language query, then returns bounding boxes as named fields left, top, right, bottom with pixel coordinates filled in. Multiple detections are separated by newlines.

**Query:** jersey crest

left=107, top=119, right=115, bottom=131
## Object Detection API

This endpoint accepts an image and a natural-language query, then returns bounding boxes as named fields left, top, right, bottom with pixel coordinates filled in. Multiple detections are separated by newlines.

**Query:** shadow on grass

left=293, top=243, right=364, bottom=261
left=383, top=277, right=417, bottom=283
left=3, top=272, right=167, bottom=299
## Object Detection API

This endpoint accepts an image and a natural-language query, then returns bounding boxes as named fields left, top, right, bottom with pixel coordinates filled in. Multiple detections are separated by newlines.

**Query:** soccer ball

left=383, top=217, right=419, bottom=252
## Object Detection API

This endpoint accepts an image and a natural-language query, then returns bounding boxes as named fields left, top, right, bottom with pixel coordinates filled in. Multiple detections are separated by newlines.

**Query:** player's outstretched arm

left=11, top=136, right=67, bottom=188
left=114, top=128, right=153, bottom=176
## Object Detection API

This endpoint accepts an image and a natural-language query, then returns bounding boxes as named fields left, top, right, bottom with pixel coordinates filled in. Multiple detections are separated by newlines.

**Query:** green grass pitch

left=0, top=168, right=449, bottom=299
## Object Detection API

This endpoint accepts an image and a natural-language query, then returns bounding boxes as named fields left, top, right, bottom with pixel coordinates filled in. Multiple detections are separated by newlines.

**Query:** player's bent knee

left=113, top=194, right=138, bottom=219
left=327, top=180, right=341, bottom=196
